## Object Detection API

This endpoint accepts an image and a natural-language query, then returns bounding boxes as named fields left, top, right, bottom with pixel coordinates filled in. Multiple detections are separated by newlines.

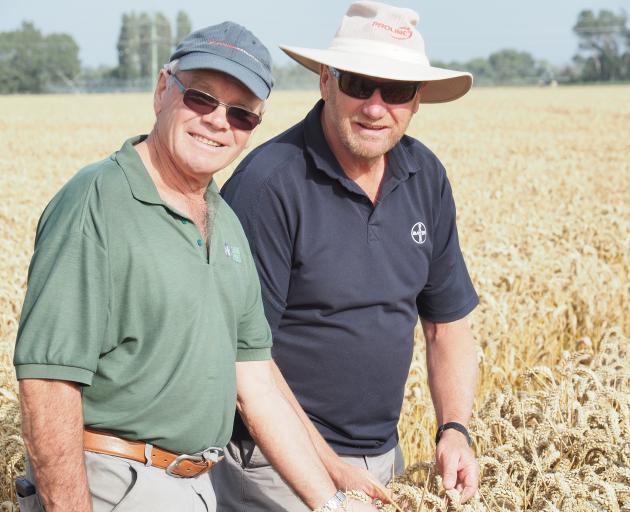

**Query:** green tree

left=465, top=57, right=495, bottom=85
left=573, top=9, right=629, bottom=81
left=155, top=13, right=173, bottom=73
left=116, top=13, right=141, bottom=79
left=0, top=22, right=80, bottom=93
left=135, top=13, right=173, bottom=78
left=175, top=11, right=192, bottom=46
left=44, top=33, right=80, bottom=85
left=488, top=49, right=537, bottom=83
left=137, top=12, right=153, bottom=78
left=0, top=22, right=45, bottom=92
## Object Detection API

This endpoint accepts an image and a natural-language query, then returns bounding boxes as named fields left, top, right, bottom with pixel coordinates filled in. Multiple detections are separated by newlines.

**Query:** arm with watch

left=422, top=316, right=480, bottom=504
left=236, top=360, right=379, bottom=512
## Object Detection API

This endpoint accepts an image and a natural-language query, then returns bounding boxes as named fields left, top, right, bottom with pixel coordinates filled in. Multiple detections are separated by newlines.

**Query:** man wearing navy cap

left=14, top=23, right=377, bottom=512
left=215, top=2, right=481, bottom=510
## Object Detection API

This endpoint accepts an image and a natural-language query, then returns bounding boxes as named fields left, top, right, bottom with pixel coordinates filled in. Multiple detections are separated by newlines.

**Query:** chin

left=349, top=140, right=393, bottom=159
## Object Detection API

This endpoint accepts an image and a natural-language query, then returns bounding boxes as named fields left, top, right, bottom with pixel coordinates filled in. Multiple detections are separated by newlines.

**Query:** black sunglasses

left=168, top=71, right=262, bottom=131
left=329, top=67, right=420, bottom=105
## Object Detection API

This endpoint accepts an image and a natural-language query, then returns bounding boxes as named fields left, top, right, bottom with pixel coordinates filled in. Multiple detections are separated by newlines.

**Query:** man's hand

left=422, top=317, right=479, bottom=503
left=329, top=461, right=393, bottom=503
left=435, top=429, right=479, bottom=503
left=236, top=360, right=338, bottom=509
left=269, top=361, right=392, bottom=505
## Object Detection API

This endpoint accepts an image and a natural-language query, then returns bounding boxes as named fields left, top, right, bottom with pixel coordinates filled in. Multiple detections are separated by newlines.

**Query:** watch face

left=335, top=491, right=347, bottom=502
left=327, top=491, right=347, bottom=510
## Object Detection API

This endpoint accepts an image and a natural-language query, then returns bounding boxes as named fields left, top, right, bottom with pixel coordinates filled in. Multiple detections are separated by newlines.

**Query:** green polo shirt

left=14, top=135, right=272, bottom=454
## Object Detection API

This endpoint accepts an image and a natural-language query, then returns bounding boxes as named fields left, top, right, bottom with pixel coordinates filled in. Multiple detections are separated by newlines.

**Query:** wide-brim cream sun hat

left=280, top=1, right=472, bottom=103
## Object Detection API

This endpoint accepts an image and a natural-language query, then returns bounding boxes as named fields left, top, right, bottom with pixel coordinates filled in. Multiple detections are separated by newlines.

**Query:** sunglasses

left=329, top=67, right=420, bottom=105
left=168, top=71, right=262, bottom=131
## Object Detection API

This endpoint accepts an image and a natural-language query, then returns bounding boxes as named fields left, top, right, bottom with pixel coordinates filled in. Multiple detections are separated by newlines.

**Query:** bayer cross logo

left=411, top=221, right=427, bottom=245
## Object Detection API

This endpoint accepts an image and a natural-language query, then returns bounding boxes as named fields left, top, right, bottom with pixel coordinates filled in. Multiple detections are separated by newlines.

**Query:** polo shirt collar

left=115, top=135, right=219, bottom=207
left=116, top=135, right=164, bottom=205
left=302, top=100, right=421, bottom=197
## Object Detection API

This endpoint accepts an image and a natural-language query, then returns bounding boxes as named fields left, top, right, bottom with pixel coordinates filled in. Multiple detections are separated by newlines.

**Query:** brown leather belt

left=83, top=429, right=224, bottom=478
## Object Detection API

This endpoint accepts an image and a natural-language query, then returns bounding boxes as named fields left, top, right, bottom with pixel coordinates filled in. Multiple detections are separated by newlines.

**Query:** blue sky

left=1, top=0, right=628, bottom=68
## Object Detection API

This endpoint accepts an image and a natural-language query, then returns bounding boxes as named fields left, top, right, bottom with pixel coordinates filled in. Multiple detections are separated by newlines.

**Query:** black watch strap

left=435, top=422, right=472, bottom=446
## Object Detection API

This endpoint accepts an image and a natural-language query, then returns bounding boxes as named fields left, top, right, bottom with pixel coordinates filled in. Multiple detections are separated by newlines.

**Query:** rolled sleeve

left=235, top=347, right=272, bottom=362
left=14, top=364, right=95, bottom=385
left=14, top=232, right=110, bottom=384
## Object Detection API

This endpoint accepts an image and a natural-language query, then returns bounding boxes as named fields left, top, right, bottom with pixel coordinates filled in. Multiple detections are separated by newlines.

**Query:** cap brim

left=280, top=45, right=472, bottom=103
left=178, top=52, right=270, bottom=100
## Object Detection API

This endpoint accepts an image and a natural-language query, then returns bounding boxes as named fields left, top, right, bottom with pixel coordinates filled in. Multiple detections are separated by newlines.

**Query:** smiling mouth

left=190, top=133, right=224, bottom=147
left=356, top=122, right=388, bottom=131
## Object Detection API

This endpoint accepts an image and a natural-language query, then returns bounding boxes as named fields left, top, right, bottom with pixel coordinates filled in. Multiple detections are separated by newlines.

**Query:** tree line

left=0, top=9, right=629, bottom=93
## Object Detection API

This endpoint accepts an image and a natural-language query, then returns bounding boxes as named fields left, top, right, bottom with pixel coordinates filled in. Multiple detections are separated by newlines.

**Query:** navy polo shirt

left=222, top=100, right=478, bottom=455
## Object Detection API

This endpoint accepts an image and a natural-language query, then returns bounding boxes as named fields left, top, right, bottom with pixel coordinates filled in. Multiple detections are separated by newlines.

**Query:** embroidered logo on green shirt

left=224, top=242, right=242, bottom=263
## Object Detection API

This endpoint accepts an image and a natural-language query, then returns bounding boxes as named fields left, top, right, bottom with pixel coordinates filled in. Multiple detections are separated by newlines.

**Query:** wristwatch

left=313, top=491, right=348, bottom=512
left=435, top=422, right=473, bottom=446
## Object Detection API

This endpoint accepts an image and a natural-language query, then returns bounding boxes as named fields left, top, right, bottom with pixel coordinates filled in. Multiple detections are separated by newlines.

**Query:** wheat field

left=0, top=86, right=629, bottom=511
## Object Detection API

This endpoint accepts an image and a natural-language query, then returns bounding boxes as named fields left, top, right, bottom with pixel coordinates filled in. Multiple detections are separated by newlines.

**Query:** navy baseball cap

left=169, top=22, right=274, bottom=100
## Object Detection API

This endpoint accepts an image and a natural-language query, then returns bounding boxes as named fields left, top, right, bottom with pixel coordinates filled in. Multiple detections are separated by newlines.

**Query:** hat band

left=329, top=38, right=430, bottom=66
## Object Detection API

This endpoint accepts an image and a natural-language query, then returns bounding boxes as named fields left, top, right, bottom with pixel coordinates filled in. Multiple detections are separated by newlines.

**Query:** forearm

left=422, top=317, right=478, bottom=426
left=270, top=362, right=392, bottom=503
left=19, top=379, right=91, bottom=512
left=237, top=361, right=336, bottom=509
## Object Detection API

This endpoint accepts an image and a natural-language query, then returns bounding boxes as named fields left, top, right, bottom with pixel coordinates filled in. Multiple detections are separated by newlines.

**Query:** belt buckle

left=165, top=448, right=224, bottom=478
left=165, top=453, right=205, bottom=478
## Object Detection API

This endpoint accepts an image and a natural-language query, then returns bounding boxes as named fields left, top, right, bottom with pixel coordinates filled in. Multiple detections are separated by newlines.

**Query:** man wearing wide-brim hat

left=214, top=1, right=481, bottom=510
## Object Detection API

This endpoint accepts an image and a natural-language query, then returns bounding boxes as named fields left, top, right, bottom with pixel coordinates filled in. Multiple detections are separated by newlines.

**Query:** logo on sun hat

left=169, top=22, right=274, bottom=100
left=279, top=1, right=472, bottom=103
left=372, top=21, right=412, bottom=40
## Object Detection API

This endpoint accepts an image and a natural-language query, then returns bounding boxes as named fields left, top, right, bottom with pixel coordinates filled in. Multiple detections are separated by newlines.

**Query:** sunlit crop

left=1, top=86, right=628, bottom=510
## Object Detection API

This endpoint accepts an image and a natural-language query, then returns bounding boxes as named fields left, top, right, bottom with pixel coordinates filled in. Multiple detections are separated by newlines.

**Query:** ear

left=412, top=83, right=423, bottom=114
left=319, top=64, right=330, bottom=101
left=154, top=69, right=170, bottom=115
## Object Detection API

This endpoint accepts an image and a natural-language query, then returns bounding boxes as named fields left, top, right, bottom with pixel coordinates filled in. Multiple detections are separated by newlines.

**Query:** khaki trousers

left=211, top=439, right=405, bottom=512
left=21, top=451, right=216, bottom=512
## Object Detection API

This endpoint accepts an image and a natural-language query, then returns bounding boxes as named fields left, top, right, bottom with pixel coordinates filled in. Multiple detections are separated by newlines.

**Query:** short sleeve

left=14, top=232, right=110, bottom=384
left=235, top=244, right=273, bottom=362
left=416, top=174, right=478, bottom=323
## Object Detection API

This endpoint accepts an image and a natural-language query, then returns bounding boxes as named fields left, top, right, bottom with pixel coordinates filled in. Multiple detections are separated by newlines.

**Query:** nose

left=201, top=105, right=230, bottom=131
left=361, top=89, right=388, bottom=119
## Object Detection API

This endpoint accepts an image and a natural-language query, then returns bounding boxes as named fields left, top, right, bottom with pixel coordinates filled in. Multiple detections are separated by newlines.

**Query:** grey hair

left=163, top=59, right=180, bottom=88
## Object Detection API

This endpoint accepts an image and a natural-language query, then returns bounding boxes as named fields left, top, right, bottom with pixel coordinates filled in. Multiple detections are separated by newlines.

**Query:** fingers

left=361, top=480, right=392, bottom=503
left=459, top=465, right=480, bottom=503
left=439, top=451, right=459, bottom=490
left=436, top=440, right=480, bottom=504
left=359, top=468, right=393, bottom=502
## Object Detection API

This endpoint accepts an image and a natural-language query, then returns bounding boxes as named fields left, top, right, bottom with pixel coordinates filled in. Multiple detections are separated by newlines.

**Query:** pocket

left=110, top=463, right=143, bottom=512
left=228, top=439, right=270, bottom=470
left=17, top=493, right=44, bottom=512
left=244, top=443, right=270, bottom=469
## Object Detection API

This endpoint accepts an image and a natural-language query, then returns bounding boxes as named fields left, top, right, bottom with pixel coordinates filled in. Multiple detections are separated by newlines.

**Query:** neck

left=138, top=131, right=209, bottom=203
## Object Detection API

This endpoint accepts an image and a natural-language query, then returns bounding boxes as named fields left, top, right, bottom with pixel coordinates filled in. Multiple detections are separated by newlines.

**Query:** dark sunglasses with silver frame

left=328, top=67, right=421, bottom=105
left=167, top=71, right=262, bottom=131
